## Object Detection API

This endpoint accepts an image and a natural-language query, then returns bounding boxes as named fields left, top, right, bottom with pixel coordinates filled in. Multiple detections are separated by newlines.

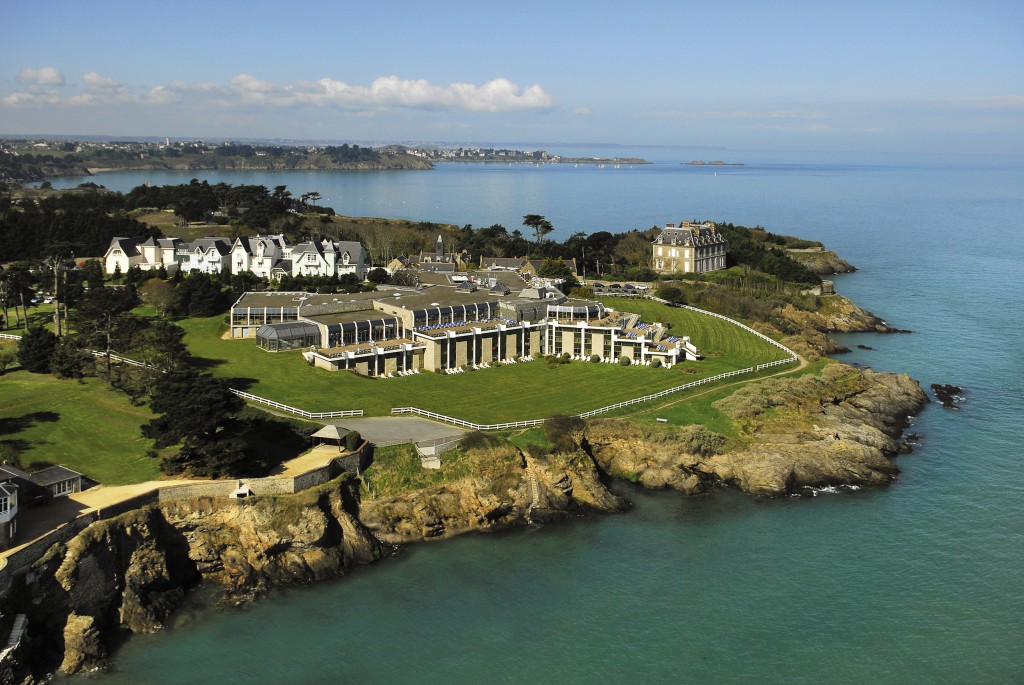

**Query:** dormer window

left=342, top=251, right=350, bottom=265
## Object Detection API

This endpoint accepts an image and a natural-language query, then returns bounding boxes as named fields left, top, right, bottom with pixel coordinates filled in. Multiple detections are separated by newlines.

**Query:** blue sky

left=1, top=0, right=1021, bottom=153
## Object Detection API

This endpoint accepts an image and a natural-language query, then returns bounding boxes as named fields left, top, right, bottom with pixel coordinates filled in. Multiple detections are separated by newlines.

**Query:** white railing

left=4, top=331, right=367, bottom=420
left=229, top=389, right=363, bottom=420
left=391, top=302, right=799, bottom=430
left=91, top=351, right=149, bottom=368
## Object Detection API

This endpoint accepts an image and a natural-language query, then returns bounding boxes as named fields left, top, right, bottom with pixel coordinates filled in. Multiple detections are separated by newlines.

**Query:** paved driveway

left=329, top=416, right=467, bottom=446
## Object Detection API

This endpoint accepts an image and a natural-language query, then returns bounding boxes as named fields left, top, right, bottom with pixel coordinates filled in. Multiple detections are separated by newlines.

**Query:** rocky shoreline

left=0, top=276, right=934, bottom=682
left=0, top=357, right=929, bottom=681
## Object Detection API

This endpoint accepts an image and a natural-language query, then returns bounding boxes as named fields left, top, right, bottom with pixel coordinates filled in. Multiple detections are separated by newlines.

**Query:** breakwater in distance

left=47, top=148, right=1024, bottom=684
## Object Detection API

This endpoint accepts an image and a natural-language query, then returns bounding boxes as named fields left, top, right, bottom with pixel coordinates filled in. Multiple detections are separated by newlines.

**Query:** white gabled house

left=104, top=237, right=145, bottom=274
left=289, top=238, right=368, bottom=279
left=230, top=234, right=290, bottom=278
left=106, top=234, right=369, bottom=280
left=103, top=236, right=188, bottom=274
left=186, top=237, right=232, bottom=274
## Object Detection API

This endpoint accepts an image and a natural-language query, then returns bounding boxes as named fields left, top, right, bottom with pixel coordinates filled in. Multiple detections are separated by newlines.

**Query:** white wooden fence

left=391, top=302, right=799, bottom=431
left=5, top=300, right=796, bottom=430
left=229, top=389, right=363, bottom=420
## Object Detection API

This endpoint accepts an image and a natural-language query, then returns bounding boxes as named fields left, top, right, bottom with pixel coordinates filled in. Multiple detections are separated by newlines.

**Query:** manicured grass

left=1, top=304, right=54, bottom=335
left=0, top=371, right=162, bottom=485
left=178, top=298, right=791, bottom=424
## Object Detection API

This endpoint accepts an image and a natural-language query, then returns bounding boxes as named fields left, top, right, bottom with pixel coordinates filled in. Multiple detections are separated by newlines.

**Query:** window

left=53, top=479, right=74, bottom=496
left=306, top=254, right=318, bottom=263
left=0, top=496, right=7, bottom=514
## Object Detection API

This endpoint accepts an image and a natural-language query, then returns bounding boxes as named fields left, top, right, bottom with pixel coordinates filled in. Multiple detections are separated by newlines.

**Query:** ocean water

left=48, top=150, right=1024, bottom=683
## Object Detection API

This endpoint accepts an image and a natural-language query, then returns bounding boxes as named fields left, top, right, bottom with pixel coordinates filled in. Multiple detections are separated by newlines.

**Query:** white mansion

left=651, top=221, right=728, bottom=274
left=104, top=234, right=370, bottom=280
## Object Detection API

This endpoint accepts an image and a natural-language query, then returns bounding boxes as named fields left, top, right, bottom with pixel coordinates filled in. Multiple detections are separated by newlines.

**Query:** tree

left=536, top=258, right=575, bottom=281
left=142, top=371, right=244, bottom=448
left=79, top=259, right=105, bottom=292
left=17, top=328, right=58, bottom=373
left=366, top=267, right=389, bottom=285
left=133, top=319, right=189, bottom=372
left=42, top=243, right=75, bottom=337
left=522, top=214, right=553, bottom=257
left=138, top=278, right=176, bottom=316
left=50, top=336, right=92, bottom=378
left=613, top=231, right=652, bottom=268
left=71, top=286, right=141, bottom=380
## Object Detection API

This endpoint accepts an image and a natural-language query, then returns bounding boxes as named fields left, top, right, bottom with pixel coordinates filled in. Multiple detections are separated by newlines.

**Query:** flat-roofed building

left=231, top=283, right=700, bottom=377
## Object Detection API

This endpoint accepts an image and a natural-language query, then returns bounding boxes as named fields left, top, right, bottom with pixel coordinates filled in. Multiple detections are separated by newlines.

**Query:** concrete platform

left=329, top=416, right=467, bottom=447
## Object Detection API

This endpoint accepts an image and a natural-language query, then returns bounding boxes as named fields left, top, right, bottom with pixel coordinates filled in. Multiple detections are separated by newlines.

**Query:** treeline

left=0, top=190, right=158, bottom=261
left=716, top=223, right=820, bottom=284
left=124, top=179, right=326, bottom=225
left=0, top=181, right=338, bottom=261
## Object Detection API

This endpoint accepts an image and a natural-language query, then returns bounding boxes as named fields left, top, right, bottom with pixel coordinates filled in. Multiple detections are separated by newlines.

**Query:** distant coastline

left=684, top=160, right=743, bottom=166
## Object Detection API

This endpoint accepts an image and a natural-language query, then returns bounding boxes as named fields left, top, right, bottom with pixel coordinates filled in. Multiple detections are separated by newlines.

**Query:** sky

left=1, top=0, right=1021, bottom=153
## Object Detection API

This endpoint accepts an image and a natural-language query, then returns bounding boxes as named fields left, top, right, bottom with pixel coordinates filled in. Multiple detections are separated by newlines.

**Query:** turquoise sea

left=47, top=149, right=1024, bottom=683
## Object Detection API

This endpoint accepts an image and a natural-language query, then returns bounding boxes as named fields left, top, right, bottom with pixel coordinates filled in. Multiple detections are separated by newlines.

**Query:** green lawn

left=0, top=371, right=162, bottom=485
left=178, top=298, right=792, bottom=424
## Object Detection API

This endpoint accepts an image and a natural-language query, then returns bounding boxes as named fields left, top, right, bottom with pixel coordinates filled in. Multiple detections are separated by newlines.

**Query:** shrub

left=618, top=356, right=632, bottom=367
left=590, top=354, right=601, bottom=363
left=345, top=430, right=363, bottom=452
left=460, top=430, right=500, bottom=451
left=544, top=414, right=586, bottom=453
left=655, top=286, right=682, bottom=302
left=17, top=328, right=58, bottom=374
left=561, top=352, right=571, bottom=362
left=651, top=358, right=662, bottom=368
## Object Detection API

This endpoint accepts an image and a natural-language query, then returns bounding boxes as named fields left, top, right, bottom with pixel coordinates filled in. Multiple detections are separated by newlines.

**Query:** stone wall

left=0, top=441, right=373, bottom=597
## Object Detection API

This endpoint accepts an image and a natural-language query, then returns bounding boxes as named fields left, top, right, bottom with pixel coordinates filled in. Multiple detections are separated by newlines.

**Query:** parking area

left=329, top=416, right=467, bottom=447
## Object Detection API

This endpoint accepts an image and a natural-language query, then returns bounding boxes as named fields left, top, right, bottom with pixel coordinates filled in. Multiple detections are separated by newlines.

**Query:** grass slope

left=0, top=371, right=161, bottom=485
left=179, top=297, right=791, bottom=424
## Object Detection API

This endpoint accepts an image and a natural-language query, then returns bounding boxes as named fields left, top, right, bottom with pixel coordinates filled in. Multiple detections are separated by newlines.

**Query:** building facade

left=104, top=234, right=369, bottom=280
left=651, top=221, right=728, bottom=274
left=232, top=284, right=700, bottom=378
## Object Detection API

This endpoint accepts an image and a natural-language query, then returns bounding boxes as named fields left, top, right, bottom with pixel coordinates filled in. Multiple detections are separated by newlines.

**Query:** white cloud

left=572, top=107, right=592, bottom=116
left=18, top=67, right=65, bottom=86
left=300, top=75, right=552, bottom=112
left=1, top=70, right=554, bottom=114
left=82, top=71, right=119, bottom=90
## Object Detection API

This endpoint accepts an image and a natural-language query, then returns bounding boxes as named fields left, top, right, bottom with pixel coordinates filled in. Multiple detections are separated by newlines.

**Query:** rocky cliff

left=9, top=446, right=625, bottom=680
left=16, top=475, right=381, bottom=678
left=360, top=442, right=627, bottom=544
left=779, top=294, right=894, bottom=334
left=586, top=364, right=928, bottom=497
left=787, top=249, right=857, bottom=275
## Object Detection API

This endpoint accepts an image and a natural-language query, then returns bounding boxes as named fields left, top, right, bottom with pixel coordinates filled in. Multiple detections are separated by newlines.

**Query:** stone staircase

left=4, top=614, right=26, bottom=650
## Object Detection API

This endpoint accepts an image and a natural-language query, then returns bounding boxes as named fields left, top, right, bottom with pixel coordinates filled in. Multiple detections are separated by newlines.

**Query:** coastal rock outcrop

left=361, top=442, right=627, bottom=544
left=22, top=475, right=380, bottom=677
left=778, top=295, right=893, bottom=334
left=586, top=364, right=928, bottom=497
left=787, top=248, right=857, bottom=275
